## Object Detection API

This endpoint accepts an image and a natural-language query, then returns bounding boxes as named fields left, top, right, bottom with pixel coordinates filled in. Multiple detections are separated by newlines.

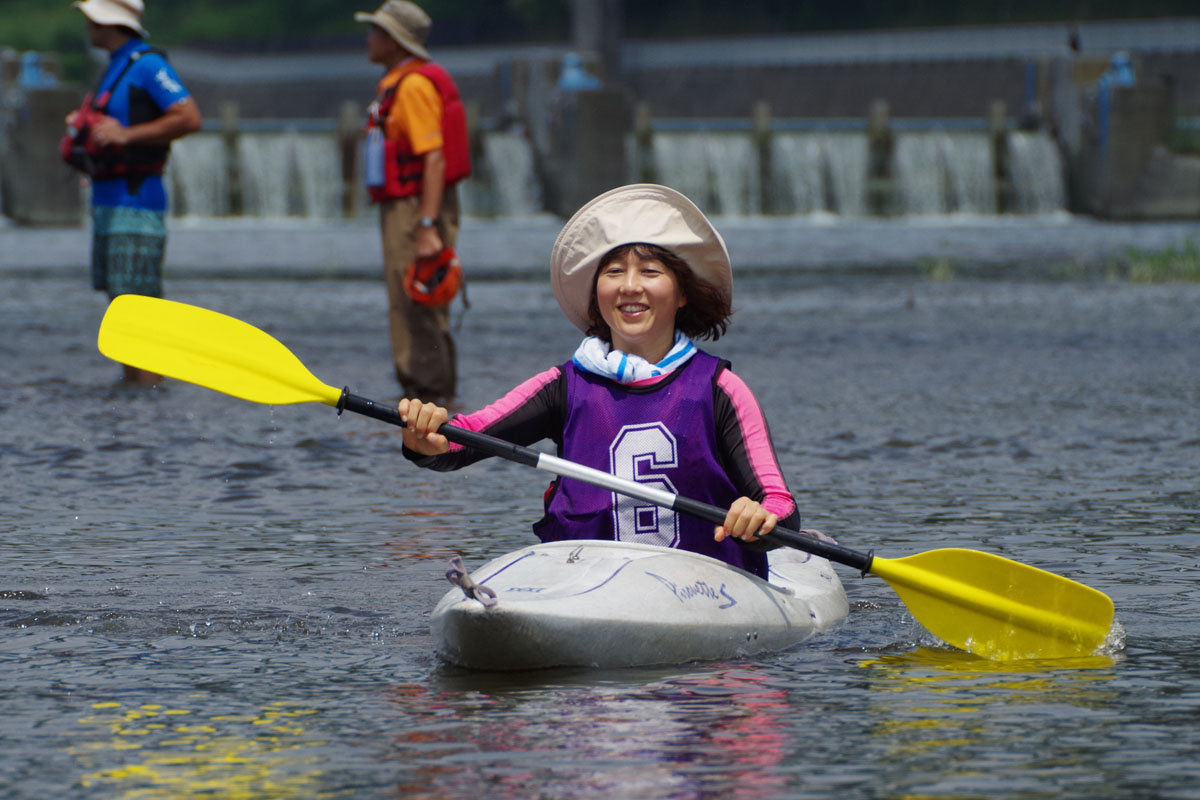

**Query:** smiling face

left=593, top=246, right=687, bottom=362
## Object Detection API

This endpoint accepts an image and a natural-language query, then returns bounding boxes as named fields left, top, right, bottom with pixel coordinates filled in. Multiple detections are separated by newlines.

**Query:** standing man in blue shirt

left=65, top=0, right=202, bottom=383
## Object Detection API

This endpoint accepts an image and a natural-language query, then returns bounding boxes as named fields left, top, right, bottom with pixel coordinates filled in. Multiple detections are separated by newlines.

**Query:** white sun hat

left=74, top=0, right=148, bottom=38
left=550, top=184, right=732, bottom=332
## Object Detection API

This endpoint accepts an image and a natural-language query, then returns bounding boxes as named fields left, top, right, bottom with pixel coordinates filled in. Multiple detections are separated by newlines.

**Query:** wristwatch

left=418, top=216, right=437, bottom=229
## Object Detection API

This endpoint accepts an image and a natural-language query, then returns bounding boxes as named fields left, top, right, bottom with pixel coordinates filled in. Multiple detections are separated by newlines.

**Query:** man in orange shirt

left=356, top=1, right=471, bottom=399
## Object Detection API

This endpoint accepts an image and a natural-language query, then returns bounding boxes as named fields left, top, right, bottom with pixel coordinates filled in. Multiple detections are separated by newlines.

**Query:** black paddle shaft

left=337, top=389, right=874, bottom=574
left=337, top=390, right=540, bottom=467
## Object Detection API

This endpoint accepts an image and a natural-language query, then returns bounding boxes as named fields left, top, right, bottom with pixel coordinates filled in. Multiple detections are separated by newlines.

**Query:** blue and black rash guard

left=90, top=38, right=191, bottom=211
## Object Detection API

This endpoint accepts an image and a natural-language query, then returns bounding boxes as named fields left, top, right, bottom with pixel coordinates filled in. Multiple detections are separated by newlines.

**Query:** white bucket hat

left=354, top=1, right=432, bottom=61
left=550, top=184, right=732, bottom=333
left=75, top=0, right=148, bottom=37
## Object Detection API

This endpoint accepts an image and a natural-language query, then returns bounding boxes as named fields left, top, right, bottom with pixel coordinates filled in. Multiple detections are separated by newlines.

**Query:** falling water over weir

left=163, top=125, right=1066, bottom=221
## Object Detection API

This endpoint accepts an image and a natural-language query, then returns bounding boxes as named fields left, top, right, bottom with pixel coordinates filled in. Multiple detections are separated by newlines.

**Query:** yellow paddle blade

left=98, top=295, right=343, bottom=407
left=870, top=549, right=1115, bottom=660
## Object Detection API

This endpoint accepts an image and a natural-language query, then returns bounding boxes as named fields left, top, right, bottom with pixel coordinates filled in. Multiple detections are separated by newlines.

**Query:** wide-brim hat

left=75, top=0, right=148, bottom=37
left=354, top=1, right=432, bottom=61
left=550, top=184, right=732, bottom=333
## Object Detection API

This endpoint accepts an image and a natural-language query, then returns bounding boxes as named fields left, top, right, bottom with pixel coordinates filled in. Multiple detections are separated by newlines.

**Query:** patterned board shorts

left=91, top=205, right=166, bottom=298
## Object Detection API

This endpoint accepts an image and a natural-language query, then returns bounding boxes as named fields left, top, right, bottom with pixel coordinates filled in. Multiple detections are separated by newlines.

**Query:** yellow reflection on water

left=71, top=700, right=326, bottom=799
left=861, top=645, right=1118, bottom=677
left=857, top=646, right=1120, bottom=764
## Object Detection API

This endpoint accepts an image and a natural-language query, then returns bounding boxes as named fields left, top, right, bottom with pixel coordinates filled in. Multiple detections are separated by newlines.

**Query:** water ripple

left=2, top=274, right=1199, bottom=799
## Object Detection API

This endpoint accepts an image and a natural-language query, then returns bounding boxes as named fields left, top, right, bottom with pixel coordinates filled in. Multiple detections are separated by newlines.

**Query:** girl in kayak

left=399, top=184, right=795, bottom=578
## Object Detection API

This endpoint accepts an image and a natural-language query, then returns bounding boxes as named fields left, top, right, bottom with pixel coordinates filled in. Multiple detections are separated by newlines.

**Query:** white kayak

left=431, top=539, right=849, bottom=670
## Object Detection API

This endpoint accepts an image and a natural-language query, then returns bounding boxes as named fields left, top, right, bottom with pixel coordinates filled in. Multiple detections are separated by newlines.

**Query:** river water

left=2, top=227, right=1199, bottom=798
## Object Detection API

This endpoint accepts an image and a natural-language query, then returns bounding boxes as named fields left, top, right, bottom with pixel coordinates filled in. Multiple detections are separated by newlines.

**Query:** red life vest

left=59, top=47, right=170, bottom=181
left=365, top=62, right=471, bottom=203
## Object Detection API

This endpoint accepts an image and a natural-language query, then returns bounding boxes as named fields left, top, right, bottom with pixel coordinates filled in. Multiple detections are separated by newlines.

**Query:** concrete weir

left=146, top=108, right=1067, bottom=222
left=2, top=17, right=1198, bottom=225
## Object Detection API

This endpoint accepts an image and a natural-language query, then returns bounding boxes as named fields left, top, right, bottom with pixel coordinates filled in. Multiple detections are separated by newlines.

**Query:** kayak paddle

left=98, top=295, right=1116, bottom=661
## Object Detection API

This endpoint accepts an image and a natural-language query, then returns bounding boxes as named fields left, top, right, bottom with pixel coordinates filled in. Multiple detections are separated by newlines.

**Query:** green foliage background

left=3, top=0, right=1196, bottom=81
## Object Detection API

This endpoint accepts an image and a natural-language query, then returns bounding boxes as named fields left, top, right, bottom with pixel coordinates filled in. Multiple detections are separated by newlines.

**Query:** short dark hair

left=585, top=243, right=731, bottom=342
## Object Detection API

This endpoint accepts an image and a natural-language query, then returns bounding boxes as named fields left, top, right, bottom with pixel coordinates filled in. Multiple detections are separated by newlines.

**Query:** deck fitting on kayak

left=445, top=556, right=498, bottom=608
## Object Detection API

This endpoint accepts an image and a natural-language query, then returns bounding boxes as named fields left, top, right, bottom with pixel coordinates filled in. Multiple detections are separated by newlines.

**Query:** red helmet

left=404, top=247, right=463, bottom=307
